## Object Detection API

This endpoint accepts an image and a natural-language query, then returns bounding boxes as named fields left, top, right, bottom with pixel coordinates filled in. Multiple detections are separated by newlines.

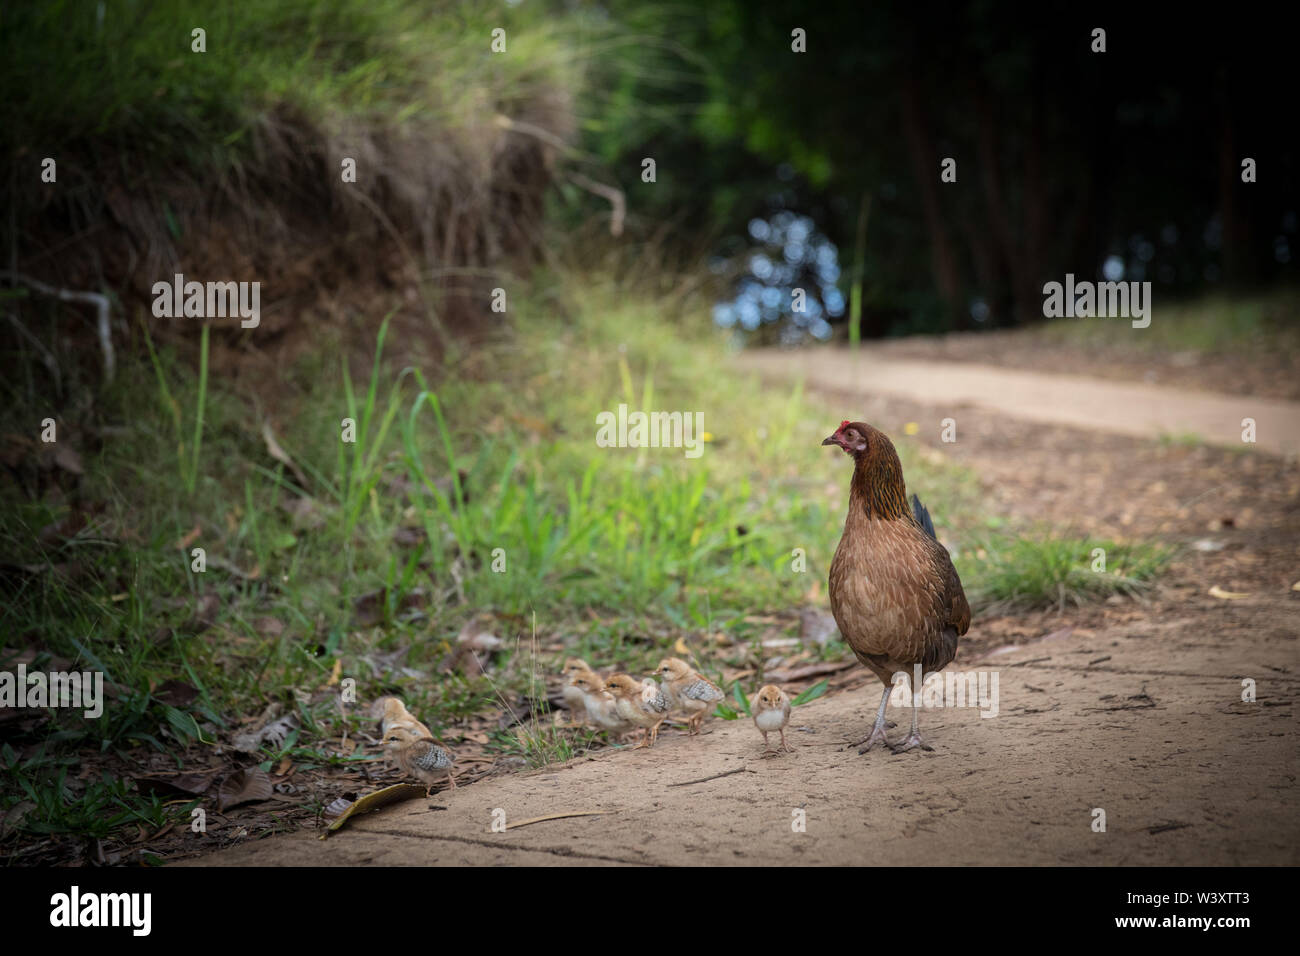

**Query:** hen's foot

left=889, top=732, right=932, bottom=753
left=855, top=725, right=891, bottom=754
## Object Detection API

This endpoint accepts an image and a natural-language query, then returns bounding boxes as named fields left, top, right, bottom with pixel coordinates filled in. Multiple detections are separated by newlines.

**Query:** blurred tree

left=568, top=0, right=1295, bottom=336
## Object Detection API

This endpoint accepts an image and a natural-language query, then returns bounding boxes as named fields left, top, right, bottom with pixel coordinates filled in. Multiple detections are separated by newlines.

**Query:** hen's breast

left=829, top=515, right=959, bottom=672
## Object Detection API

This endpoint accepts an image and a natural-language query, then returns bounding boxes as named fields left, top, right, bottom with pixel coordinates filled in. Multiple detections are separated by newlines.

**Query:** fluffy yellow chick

left=656, top=657, right=724, bottom=735
left=752, top=684, right=792, bottom=754
left=560, top=657, right=594, bottom=724
left=605, top=674, right=671, bottom=748
left=571, top=669, right=634, bottom=736
left=383, top=725, right=456, bottom=794
left=372, top=695, right=432, bottom=739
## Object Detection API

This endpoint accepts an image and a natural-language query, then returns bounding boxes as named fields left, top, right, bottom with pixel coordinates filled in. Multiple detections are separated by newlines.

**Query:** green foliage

left=1038, top=290, right=1300, bottom=356
left=958, top=534, right=1173, bottom=614
left=1, top=0, right=576, bottom=167
left=731, top=683, right=751, bottom=716
left=791, top=679, right=828, bottom=706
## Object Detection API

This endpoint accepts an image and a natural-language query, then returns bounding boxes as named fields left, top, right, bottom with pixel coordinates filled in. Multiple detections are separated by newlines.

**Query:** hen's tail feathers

left=911, top=493, right=937, bottom=540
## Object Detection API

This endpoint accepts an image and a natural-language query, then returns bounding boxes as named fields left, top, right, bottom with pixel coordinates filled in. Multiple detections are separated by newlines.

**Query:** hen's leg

left=890, top=700, right=931, bottom=752
left=853, top=685, right=893, bottom=753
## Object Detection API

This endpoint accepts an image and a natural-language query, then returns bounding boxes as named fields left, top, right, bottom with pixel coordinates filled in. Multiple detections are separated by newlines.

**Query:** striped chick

left=605, top=674, right=671, bottom=748
left=383, top=726, right=456, bottom=795
left=372, top=695, right=432, bottom=739
left=571, top=669, right=634, bottom=737
left=560, top=657, right=594, bottom=725
left=657, top=657, right=725, bottom=735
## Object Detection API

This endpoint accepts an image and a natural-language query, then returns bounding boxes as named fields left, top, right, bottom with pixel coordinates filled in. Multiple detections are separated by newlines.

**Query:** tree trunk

left=900, top=67, right=965, bottom=328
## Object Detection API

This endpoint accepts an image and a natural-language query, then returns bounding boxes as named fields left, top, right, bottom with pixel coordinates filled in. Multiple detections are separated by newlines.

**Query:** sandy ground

left=183, top=348, right=1298, bottom=866
left=740, top=348, right=1300, bottom=456
left=185, top=610, right=1296, bottom=866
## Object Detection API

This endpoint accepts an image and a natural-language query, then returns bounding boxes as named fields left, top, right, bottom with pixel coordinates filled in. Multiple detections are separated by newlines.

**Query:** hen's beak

left=821, top=434, right=839, bottom=447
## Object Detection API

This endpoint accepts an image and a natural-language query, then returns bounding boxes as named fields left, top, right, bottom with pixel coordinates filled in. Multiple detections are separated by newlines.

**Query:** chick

left=571, top=669, right=634, bottom=736
left=560, top=657, right=594, bottom=725
left=656, top=657, right=724, bottom=735
left=383, top=725, right=456, bottom=795
left=605, top=674, right=671, bottom=748
left=372, top=695, right=432, bottom=739
left=752, top=684, right=793, bottom=754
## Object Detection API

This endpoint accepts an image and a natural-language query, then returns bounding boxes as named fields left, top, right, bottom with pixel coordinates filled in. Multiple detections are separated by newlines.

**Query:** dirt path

left=740, top=348, right=1300, bottom=456
left=186, top=611, right=1295, bottom=866
left=183, top=348, right=1298, bottom=866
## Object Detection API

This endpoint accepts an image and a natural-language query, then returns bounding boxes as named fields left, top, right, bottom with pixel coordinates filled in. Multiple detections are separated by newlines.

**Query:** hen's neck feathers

left=849, top=443, right=911, bottom=521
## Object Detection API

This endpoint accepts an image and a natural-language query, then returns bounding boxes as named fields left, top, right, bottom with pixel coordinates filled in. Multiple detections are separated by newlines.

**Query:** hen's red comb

left=839, top=419, right=850, bottom=430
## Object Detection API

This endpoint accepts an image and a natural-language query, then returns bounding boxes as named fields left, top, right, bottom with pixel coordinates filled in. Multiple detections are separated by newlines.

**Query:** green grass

left=1, top=0, right=579, bottom=172
left=1157, top=430, right=1206, bottom=449
left=1036, top=289, right=1299, bottom=355
left=957, top=534, right=1174, bottom=614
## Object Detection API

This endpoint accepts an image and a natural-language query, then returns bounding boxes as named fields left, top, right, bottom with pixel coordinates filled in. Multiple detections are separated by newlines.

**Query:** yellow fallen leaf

left=325, top=657, right=342, bottom=688
left=320, top=784, right=428, bottom=838
left=673, top=637, right=691, bottom=656
left=1208, top=585, right=1252, bottom=600
left=1292, top=581, right=1300, bottom=591
left=903, top=422, right=920, bottom=436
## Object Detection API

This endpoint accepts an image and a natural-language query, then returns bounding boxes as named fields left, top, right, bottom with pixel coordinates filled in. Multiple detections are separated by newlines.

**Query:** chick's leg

left=853, top=685, right=893, bottom=753
left=779, top=728, right=791, bottom=753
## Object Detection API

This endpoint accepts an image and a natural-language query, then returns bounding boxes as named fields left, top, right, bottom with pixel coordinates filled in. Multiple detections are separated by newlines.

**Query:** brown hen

left=824, top=420, right=970, bottom=753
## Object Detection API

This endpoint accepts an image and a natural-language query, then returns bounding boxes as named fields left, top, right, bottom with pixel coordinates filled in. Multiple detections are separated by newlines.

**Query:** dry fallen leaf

left=320, top=784, right=427, bottom=838
left=798, top=607, right=838, bottom=645
left=252, top=616, right=284, bottom=638
left=135, top=773, right=215, bottom=798
left=218, top=767, right=273, bottom=811
left=232, top=713, right=297, bottom=753
left=52, top=445, right=84, bottom=475
left=281, top=495, right=325, bottom=531
left=1208, top=585, right=1252, bottom=600
left=261, top=421, right=309, bottom=488
left=442, top=616, right=503, bottom=675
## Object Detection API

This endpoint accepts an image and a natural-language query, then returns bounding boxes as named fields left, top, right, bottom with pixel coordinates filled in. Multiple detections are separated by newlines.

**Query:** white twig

left=1, top=270, right=114, bottom=382
left=568, top=173, right=626, bottom=237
